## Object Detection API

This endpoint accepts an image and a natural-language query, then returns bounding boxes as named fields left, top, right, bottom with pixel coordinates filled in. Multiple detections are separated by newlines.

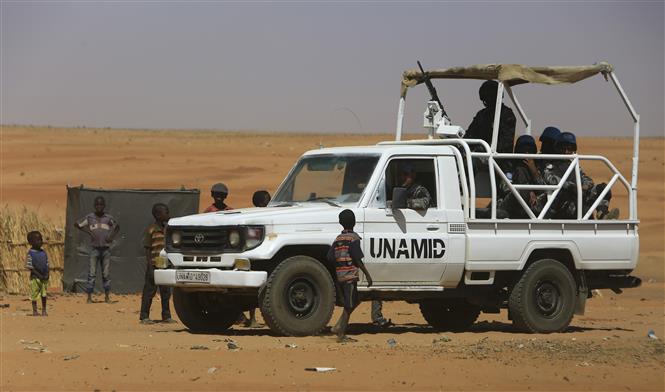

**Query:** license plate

left=176, top=270, right=211, bottom=283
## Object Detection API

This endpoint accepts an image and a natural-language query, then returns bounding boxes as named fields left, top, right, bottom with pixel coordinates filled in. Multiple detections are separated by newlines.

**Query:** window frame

left=367, top=155, right=440, bottom=209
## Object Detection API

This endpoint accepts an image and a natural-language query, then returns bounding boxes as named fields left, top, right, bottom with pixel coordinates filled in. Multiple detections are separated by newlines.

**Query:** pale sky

left=2, top=1, right=664, bottom=137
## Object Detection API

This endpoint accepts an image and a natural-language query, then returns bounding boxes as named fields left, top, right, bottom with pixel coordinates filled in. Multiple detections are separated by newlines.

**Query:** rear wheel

left=260, top=256, right=335, bottom=336
left=173, top=289, right=242, bottom=333
left=419, top=299, right=480, bottom=331
left=508, top=259, right=577, bottom=333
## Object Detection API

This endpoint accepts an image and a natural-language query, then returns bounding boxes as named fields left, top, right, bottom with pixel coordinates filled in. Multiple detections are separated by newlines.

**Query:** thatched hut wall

left=0, top=207, right=64, bottom=295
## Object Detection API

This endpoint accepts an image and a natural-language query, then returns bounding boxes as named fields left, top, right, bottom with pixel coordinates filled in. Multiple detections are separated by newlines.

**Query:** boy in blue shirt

left=25, top=231, right=49, bottom=316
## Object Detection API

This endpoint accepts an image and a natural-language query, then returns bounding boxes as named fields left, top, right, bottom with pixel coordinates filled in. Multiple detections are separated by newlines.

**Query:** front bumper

left=154, top=269, right=268, bottom=288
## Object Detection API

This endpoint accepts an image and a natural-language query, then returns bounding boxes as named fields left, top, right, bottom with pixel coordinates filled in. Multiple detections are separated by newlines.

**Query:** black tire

left=419, top=299, right=480, bottom=331
left=260, top=256, right=336, bottom=336
left=508, top=259, right=577, bottom=333
left=173, top=288, right=242, bottom=333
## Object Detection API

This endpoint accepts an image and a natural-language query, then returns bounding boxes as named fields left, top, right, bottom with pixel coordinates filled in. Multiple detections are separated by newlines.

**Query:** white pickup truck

left=156, top=62, right=642, bottom=336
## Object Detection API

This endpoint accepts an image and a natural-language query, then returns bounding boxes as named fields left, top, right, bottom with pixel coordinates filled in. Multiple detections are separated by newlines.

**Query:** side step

left=358, top=286, right=444, bottom=292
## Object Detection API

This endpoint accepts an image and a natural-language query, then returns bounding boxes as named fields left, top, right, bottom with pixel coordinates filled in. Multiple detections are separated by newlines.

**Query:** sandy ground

left=1, top=285, right=663, bottom=391
left=1, top=126, right=664, bottom=390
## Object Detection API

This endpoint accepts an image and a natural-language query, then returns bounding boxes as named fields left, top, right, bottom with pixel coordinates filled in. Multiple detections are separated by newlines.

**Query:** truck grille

left=166, top=226, right=233, bottom=253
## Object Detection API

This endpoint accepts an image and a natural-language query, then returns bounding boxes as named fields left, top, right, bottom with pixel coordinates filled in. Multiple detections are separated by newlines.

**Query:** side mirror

left=392, top=187, right=407, bottom=209
left=384, top=200, right=393, bottom=216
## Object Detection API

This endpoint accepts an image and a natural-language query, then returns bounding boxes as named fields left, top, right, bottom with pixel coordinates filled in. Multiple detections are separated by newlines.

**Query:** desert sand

left=1, top=125, right=664, bottom=391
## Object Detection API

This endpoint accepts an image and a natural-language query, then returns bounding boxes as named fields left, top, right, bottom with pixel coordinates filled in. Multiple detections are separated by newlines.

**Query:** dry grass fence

left=0, top=206, right=64, bottom=295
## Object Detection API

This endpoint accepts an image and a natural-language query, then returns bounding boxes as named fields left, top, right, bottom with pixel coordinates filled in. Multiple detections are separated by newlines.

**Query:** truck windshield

left=272, top=154, right=380, bottom=205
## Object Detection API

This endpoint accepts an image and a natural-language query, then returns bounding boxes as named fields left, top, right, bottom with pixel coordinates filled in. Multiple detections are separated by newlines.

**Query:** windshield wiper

left=307, top=197, right=342, bottom=207
left=273, top=202, right=299, bottom=207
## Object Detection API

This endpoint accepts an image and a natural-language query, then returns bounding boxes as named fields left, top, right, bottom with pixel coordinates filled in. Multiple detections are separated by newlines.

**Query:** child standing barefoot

left=328, top=210, right=373, bottom=343
left=25, top=231, right=49, bottom=316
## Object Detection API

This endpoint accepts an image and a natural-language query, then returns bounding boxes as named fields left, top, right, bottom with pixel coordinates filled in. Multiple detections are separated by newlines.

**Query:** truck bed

left=464, top=220, right=639, bottom=272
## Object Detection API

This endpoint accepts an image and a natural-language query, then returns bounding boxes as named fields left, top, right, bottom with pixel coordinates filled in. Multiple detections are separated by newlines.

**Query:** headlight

left=228, top=230, right=241, bottom=248
left=245, top=226, right=264, bottom=250
left=171, top=231, right=182, bottom=246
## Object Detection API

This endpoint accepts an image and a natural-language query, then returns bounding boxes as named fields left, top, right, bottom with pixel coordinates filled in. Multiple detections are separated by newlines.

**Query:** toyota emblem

left=194, top=233, right=205, bottom=244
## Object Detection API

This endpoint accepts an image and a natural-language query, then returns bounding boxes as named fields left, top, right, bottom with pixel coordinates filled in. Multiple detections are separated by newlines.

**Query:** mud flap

left=575, top=273, right=588, bottom=315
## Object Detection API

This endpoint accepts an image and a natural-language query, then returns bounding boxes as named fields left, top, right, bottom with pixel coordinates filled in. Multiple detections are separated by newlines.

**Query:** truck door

left=362, top=156, right=448, bottom=285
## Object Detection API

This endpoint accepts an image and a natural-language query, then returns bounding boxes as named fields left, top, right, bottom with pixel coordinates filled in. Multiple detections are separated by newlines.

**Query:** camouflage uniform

left=405, top=183, right=432, bottom=210
left=542, top=161, right=595, bottom=219
left=584, top=183, right=614, bottom=218
left=498, top=162, right=546, bottom=218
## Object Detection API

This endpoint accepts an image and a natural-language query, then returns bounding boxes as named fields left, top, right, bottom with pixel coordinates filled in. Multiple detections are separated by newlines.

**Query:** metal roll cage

left=392, top=69, right=639, bottom=221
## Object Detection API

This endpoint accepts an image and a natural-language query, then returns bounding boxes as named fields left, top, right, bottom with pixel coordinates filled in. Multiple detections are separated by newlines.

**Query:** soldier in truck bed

left=542, top=132, right=619, bottom=219
left=537, top=126, right=561, bottom=172
left=465, top=80, right=516, bottom=154
left=498, top=135, right=546, bottom=218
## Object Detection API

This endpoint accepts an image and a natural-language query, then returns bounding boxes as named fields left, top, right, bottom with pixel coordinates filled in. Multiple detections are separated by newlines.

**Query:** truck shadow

left=344, top=321, right=634, bottom=336
left=162, top=327, right=279, bottom=336
left=462, top=321, right=634, bottom=334
left=162, top=321, right=633, bottom=336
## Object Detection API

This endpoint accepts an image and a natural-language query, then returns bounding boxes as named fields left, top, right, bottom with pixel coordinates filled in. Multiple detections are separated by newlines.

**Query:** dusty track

left=1, top=284, right=663, bottom=391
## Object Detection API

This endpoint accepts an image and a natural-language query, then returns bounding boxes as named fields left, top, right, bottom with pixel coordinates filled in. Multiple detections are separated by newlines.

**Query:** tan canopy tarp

left=401, top=62, right=613, bottom=97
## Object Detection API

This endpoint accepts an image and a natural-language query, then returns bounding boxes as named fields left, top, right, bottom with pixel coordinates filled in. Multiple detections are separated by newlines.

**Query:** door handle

left=426, top=225, right=439, bottom=231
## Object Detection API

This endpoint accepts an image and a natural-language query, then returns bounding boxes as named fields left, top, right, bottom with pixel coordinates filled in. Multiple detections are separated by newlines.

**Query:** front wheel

left=508, top=259, right=577, bottom=333
left=260, top=256, right=336, bottom=336
left=172, top=289, right=242, bottom=333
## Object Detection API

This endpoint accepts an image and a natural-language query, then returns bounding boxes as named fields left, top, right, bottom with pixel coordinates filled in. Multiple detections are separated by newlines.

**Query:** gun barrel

left=417, top=61, right=449, bottom=120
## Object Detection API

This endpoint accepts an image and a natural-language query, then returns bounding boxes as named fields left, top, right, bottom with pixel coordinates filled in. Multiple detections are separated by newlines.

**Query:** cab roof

left=302, top=140, right=457, bottom=157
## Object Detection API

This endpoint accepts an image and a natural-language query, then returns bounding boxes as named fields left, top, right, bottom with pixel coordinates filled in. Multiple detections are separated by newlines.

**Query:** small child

left=328, top=209, right=373, bottom=343
left=75, top=196, right=119, bottom=303
left=25, top=231, right=49, bottom=316
left=203, top=183, right=233, bottom=212
left=140, top=203, right=175, bottom=324
left=237, top=190, right=273, bottom=328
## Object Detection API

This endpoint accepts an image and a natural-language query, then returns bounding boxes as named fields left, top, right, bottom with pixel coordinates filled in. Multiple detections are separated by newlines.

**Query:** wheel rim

left=285, top=277, right=318, bottom=318
left=534, top=280, right=562, bottom=317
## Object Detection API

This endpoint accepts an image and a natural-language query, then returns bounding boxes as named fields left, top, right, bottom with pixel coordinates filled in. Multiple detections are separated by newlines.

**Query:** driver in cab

left=399, top=164, right=431, bottom=210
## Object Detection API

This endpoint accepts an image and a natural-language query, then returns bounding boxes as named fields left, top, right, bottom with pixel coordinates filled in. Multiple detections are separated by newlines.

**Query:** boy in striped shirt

left=139, top=203, right=175, bottom=324
left=328, top=209, right=372, bottom=343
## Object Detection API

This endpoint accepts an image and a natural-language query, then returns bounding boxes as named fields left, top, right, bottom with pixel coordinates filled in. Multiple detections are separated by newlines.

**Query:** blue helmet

left=514, top=134, right=537, bottom=154
left=558, top=131, right=577, bottom=147
left=539, top=126, right=561, bottom=142
left=515, top=135, right=538, bottom=154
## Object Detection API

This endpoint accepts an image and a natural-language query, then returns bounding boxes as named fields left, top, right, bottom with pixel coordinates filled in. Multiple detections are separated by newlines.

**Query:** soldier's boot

left=86, top=293, right=93, bottom=304
left=104, top=291, right=111, bottom=304
left=595, top=204, right=609, bottom=219
left=603, top=208, right=620, bottom=220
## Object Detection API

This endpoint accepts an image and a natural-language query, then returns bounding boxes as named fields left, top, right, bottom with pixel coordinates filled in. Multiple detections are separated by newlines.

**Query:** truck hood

left=167, top=204, right=346, bottom=227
